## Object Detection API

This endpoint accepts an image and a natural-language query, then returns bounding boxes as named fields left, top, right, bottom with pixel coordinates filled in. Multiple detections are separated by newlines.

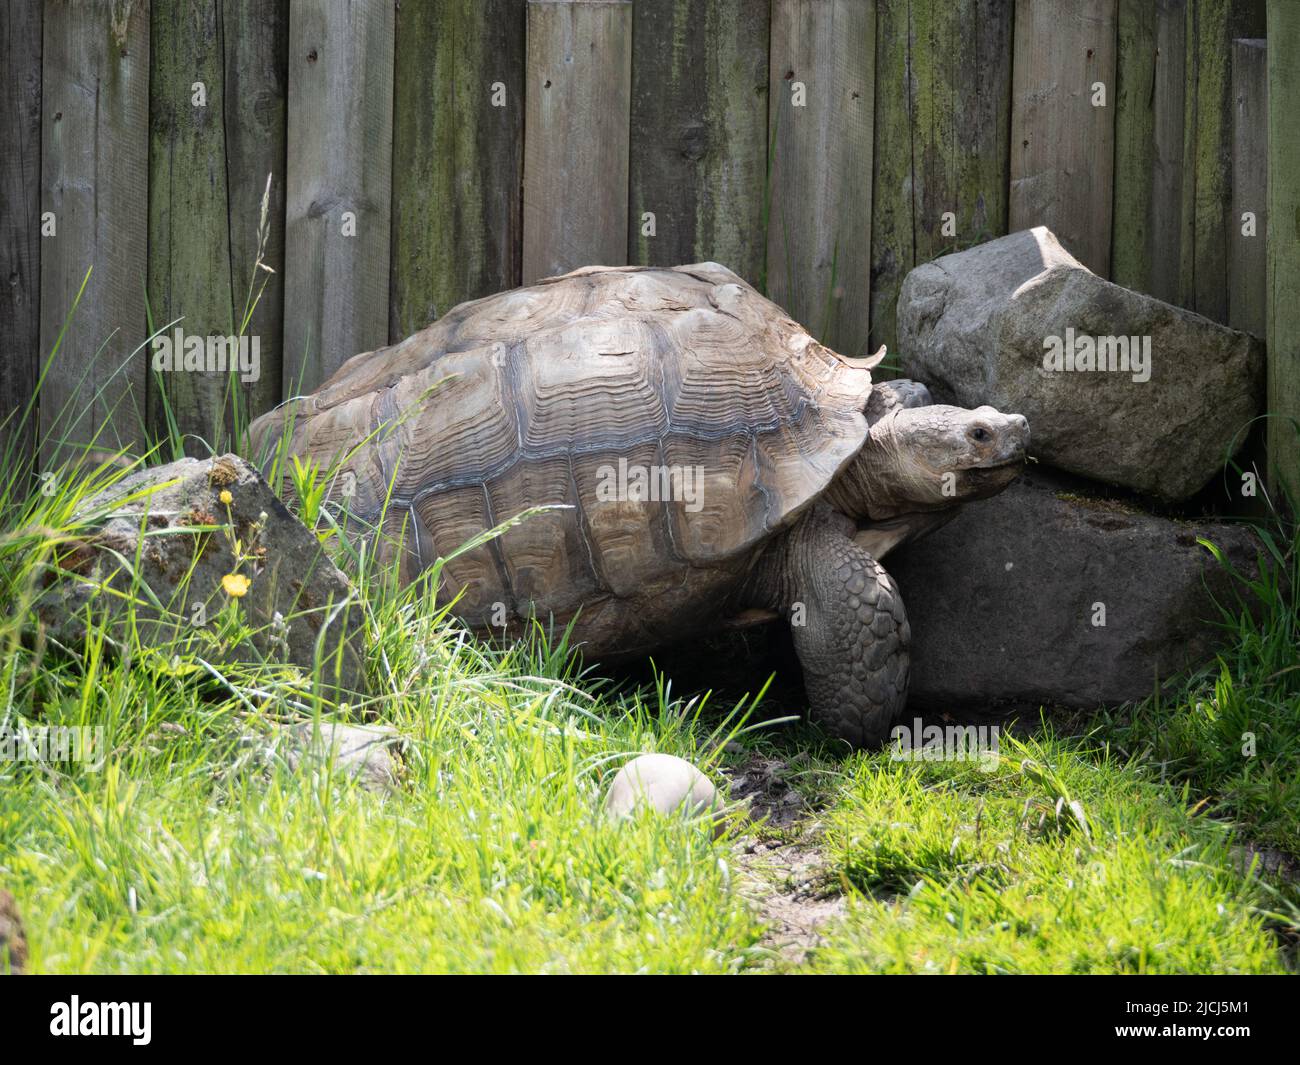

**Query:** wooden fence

left=1, top=0, right=1296, bottom=494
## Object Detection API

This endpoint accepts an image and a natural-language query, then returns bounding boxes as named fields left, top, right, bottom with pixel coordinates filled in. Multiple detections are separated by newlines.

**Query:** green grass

left=1100, top=527, right=1300, bottom=856
left=809, top=731, right=1286, bottom=974
left=2, top=646, right=763, bottom=974
left=1, top=440, right=1297, bottom=973
left=2, top=269, right=1297, bottom=973
left=0, top=437, right=768, bottom=973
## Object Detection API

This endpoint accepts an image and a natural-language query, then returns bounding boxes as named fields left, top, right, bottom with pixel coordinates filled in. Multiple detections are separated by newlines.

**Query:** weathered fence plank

left=1225, top=37, right=1267, bottom=516
left=907, top=1, right=1012, bottom=265
left=1268, top=0, right=1300, bottom=501
left=869, top=0, right=910, bottom=366
left=1, top=0, right=42, bottom=472
left=1229, top=38, right=1266, bottom=338
left=627, top=0, right=769, bottom=288
left=148, top=0, right=236, bottom=453
left=224, top=0, right=289, bottom=423
left=1180, top=0, right=1265, bottom=321
left=767, top=0, right=875, bottom=356
left=871, top=0, right=1012, bottom=360
left=284, top=0, right=394, bottom=394
left=523, top=0, right=632, bottom=284
left=1009, top=0, right=1117, bottom=276
left=1112, top=0, right=1186, bottom=302
left=1150, top=3, right=1189, bottom=303
left=391, top=0, right=525, bottom=340
left=39, top=0, right=150, bottom=463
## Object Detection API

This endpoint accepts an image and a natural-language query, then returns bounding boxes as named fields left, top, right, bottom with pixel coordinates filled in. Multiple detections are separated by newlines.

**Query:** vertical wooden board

left=391, top=0, right=525, bottom=341
left=39, top=0, right=150, bottom=463
left=767, top=0, right=875, bottom=357
left=1111, top=0, right=1155, bottom=292
left=0, top=0, right=41, bottom=471
left=1268, top=0, right=1300, bottom=501
left=1112, top=0, right=1186, bottom=302
left=1179, top=0, right=1265, bottom=321
left=224, top=0, right=289, bottom=422
left=909, top=0, right=1011, bottom=258
left=148, top=0, right=236, bottom=453
left=868, top=0, right=913, bottom=365
left=522, top=0, right=632, bottom=284
left=1229, top=38, right=1266, bottom=337
left=1149, top=1, right=1188, bottom=303
left=1228, top=37, right=1267, bottom=516
left=1009, top=0, right=1117, bottom=276
left=627, top=0, right=769, bottom=288
left=871, top=0, right=1011, bottom=361
left=284, top=0, right=394, bottom=393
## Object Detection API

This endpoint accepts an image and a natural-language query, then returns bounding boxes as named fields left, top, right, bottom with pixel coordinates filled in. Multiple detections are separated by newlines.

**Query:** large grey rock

left=37, top=455, right=365, bottom=698
left=898, top=227, right=1264, bottom=500
left=887, top=471, right=1265, bottom=710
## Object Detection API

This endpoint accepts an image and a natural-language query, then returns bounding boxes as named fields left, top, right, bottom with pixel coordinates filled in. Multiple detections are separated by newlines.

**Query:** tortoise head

left=855, top=404, right=1029, bottom=516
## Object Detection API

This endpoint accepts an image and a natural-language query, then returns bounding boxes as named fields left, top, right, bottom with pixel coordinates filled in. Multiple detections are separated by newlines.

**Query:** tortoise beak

left=959, top=459, right=1024, bottom=498
left=962, top=413, right=1028, bottom=495
left=973, top=412, right=1029, bottom=468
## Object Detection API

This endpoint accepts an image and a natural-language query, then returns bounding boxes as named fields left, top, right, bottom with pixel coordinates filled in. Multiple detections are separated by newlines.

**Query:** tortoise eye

left=971, top=426, right=991, bottom=443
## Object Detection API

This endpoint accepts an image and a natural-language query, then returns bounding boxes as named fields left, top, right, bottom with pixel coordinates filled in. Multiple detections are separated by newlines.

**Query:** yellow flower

left=219, top=489, right=233, bottom=505
left=221, top=573, right=251, bottom=598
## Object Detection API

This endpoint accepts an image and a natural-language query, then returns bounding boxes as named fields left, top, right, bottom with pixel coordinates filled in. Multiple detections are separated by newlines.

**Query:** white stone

left=603, top=754, right=722, bottom=831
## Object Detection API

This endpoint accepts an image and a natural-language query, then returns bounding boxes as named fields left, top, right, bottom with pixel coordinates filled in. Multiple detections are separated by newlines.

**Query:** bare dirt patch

left=725, top=752, right=847, bottom=966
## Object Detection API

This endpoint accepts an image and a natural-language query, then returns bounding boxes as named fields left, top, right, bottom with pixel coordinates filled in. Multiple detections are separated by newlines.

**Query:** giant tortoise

left=250, top=263, right=1027, bottom=746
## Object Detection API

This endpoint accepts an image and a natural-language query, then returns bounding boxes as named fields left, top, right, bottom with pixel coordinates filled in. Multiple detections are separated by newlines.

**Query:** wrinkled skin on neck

left=827, top=404, right=1030, bottom=520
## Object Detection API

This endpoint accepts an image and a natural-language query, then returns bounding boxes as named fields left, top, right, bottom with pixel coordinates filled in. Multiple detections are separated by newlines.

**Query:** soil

left=723, top=751, right=847, bottom=967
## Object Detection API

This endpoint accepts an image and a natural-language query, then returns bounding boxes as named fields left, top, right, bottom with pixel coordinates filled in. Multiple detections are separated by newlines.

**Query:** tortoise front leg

left=753, top=507, right=910, bottom=748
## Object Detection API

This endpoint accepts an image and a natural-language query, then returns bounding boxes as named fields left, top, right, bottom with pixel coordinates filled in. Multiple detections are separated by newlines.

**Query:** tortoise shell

left=251, top=263, right=878, bottom=653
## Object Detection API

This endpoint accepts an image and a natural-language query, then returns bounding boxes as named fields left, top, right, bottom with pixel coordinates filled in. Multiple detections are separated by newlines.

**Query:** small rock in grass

left=0, top=889, right=28, bottom=974
left=274, top=722, right=405, bottom=793
left=604, top=754, right=723, bottom=833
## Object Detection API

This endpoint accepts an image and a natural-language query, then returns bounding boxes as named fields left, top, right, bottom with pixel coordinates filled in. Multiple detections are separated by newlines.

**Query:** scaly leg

left=747, top=507, right=910, bottom=747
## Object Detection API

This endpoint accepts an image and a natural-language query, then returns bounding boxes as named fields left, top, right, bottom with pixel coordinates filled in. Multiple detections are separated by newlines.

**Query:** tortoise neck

left=828, top=417, right=944, bottom=521
left=825, top=455, right=880, bottom=521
